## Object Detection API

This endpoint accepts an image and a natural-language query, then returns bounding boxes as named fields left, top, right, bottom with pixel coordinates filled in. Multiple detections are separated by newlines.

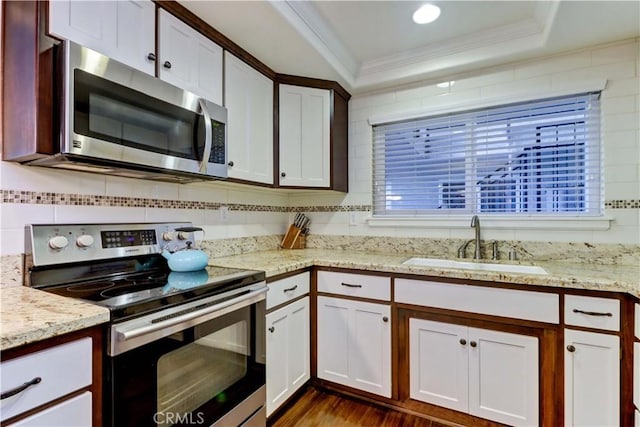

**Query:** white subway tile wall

left=1, top=39, right=639, bottom=255
left=289, top=39, right=640, bottom=244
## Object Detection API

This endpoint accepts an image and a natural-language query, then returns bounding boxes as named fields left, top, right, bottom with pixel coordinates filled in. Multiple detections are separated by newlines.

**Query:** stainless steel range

left=25, top=222, right=267, bottom=427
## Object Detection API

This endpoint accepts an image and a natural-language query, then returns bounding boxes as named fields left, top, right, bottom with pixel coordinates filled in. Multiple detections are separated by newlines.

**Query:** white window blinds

left=372, top=92, right=602, bottom=217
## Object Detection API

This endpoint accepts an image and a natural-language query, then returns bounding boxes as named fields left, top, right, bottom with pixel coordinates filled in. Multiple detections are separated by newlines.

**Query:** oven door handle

left=116, top=287, right=266, bottom=343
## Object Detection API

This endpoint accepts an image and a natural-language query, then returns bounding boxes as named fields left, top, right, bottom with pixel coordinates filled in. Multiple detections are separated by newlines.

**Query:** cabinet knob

left=382, top=316, right=389, bottom=322
left=268, top=326, right=275, bottom=333
left=460, top=339, right=467, bottom=346
left=567, top=345, right=576, bottom=353
left=470, top=341, right=477, bottom=348
left=281, top=172, right=286, bottom=178
left=163, top=61, right=172, bottom=69
left=228, top=161, right=234, bottom=167
left=147, top=52, right=156, bottom=62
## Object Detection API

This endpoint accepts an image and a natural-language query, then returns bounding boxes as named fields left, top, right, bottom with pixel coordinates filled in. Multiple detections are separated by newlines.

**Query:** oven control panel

left=26, top=222, right=194, bottom=267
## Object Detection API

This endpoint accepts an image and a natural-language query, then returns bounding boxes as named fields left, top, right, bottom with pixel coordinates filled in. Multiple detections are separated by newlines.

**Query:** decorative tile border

left=0, top=189, right=372, bottom=212
left=605, top=200, right=640, bottom=209
left=1, top=190, right=638, bottom=212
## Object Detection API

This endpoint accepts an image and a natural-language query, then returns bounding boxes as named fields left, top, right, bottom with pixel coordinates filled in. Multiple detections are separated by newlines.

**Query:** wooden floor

left=269, top=386, right=456, bottom=427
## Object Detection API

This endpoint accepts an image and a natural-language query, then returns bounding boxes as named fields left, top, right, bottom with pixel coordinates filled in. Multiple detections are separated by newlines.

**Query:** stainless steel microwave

left=27, top=41, right=228, bottom=182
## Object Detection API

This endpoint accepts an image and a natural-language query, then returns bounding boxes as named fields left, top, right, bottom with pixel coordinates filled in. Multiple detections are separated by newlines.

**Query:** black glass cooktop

left=33, top=257, right=265, bottom=321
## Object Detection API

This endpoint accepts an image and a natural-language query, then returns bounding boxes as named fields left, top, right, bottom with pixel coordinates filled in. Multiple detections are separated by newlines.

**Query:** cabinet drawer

left=267, top=272, right=310, bottom=310
left=317, top=271, right=390, bottom=301
left=395, top=279, right=559, bottom=323
left=9, top=391, right=92, bottom=427
left=0, top=338, right=92, bottom=421
left=635, top=304, right=640, bottom=339
left=564, top=295, right=620, bottom=332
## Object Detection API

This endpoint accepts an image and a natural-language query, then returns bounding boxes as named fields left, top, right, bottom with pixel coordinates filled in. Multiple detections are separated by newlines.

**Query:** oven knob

left=177, top=231, right=189, bottom=240
left=162, top=232, right=175, bottom=241
left=48, top=235, right=69, bottom=250
left=76, top=234, right=95, bottom=248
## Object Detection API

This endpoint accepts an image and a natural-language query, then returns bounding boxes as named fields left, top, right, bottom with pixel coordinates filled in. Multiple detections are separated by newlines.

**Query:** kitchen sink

left=402, top=257, right=548, bottom=275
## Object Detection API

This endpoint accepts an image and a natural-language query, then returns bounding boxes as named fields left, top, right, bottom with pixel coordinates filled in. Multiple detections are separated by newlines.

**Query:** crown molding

left=268, top=0, right=560, bottom=92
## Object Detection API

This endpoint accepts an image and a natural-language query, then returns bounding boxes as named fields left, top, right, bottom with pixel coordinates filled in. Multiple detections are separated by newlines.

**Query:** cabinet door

left=409, top=319, right=468, bottom=412
left=317, top=296, right=391, bottom=397
left=288, top=297, right=311, bottom=393
left=49, top=0, right=155, bottom=75
left=564, top=329, right=619, bottom=427
left=224, top=53, right=274, bottom=184
left=317, top=296, right=351, bottom=386
left=468, top=328, right=538, bottom=427
left=279, top=84, right=330, bottom=188
left=10, top=392, right=92, bottom=427
left=158, top=10, right=223, bottom=104
left=350, top=299, right=391, bottom=397
left=265, top=297, right=309, bottom=416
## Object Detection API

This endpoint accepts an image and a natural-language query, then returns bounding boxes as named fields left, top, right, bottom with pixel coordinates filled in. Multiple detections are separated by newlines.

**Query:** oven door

left=106, top=290, right=266, bottom=427
left=64, top=42, right=227, bottom=178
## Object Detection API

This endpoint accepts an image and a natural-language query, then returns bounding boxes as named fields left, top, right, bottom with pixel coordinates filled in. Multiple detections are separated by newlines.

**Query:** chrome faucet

left=470, top=215, right=481, bottom=259
left=457, top=239, right=473, bottom=258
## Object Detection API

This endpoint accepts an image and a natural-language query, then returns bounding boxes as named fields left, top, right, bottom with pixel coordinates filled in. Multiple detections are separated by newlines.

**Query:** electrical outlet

left=350, top=212, right=358, bottom=225
left=219, top=206, right=229, bottom=222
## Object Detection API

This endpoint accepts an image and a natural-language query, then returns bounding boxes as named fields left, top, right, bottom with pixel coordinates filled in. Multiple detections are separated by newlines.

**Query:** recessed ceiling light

left=413, top=4, right=441, bottom=25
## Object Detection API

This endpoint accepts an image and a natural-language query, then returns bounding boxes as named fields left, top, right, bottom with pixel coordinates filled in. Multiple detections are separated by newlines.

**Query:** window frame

left=371, top=92, right=604, bottom=223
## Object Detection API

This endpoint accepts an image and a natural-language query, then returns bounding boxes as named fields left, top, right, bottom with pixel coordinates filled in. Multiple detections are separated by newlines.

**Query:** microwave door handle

left=198, top=98, right=213, bottom=174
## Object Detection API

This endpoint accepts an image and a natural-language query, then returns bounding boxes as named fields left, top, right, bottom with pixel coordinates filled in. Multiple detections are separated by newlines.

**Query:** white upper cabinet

left=278, top=84, right=331, bottom=188
left=49, top=0, right=156, bottom=75
left=224, top=52, right=274, bottom=184
left=158, top=9, right=223, bottom=104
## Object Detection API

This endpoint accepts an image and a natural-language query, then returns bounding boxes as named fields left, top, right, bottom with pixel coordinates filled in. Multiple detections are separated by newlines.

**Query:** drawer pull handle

left=268, top=326, right=275, bottom=333
left=567, top=345, right=576, bottom=353
left=283, top=285, right=298, bottom=293
left=341, top=282, right=362, bottom=288
left=460, top=339, right=467, bottom=346
left=572, top=309, right=613, bottom=317
left=470, top=341, right=477, bottom=348
left=1, top=377, right=42, bottom=400
left=382, top=316, right=389, bottom=322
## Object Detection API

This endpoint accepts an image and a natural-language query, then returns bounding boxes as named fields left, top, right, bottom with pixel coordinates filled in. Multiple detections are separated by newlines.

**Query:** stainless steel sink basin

left=402, top=257, right=548, bottom=275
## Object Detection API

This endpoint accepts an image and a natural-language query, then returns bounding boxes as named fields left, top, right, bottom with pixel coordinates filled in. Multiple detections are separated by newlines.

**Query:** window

left=372, top=93, right=602, bottom=217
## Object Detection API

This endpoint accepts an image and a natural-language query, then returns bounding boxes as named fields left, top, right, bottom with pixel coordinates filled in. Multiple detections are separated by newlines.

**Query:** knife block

left=281, top=225, right=305, bottom=249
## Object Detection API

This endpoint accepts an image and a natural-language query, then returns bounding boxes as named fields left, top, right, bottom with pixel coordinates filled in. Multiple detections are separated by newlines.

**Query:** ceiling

left=179, top=1, right=640, bottom=95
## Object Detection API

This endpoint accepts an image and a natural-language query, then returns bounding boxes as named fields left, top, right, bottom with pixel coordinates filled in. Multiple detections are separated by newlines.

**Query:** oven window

left=156, top=313, right=249, bottom=427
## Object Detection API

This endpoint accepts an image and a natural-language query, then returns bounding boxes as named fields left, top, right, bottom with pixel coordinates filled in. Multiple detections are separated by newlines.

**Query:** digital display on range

left=101, top=230, right=157, bottom=248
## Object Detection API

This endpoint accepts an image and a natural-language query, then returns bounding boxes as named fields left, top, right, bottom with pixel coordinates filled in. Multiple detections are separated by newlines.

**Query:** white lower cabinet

left=409, top=318, right=539, bottom=426
left=564, top=329, right=619, bottom=427
left=317, top=296, right=391, bottom=397
left=266, top=296, right=310, bottom=416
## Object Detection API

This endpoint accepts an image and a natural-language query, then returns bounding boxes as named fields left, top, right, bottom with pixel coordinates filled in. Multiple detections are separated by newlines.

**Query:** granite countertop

left=0, top=286, right=110, bottom=351
left=2, top=248, right=637, bottom=352
left=210, top=249, right=640, bottom=298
